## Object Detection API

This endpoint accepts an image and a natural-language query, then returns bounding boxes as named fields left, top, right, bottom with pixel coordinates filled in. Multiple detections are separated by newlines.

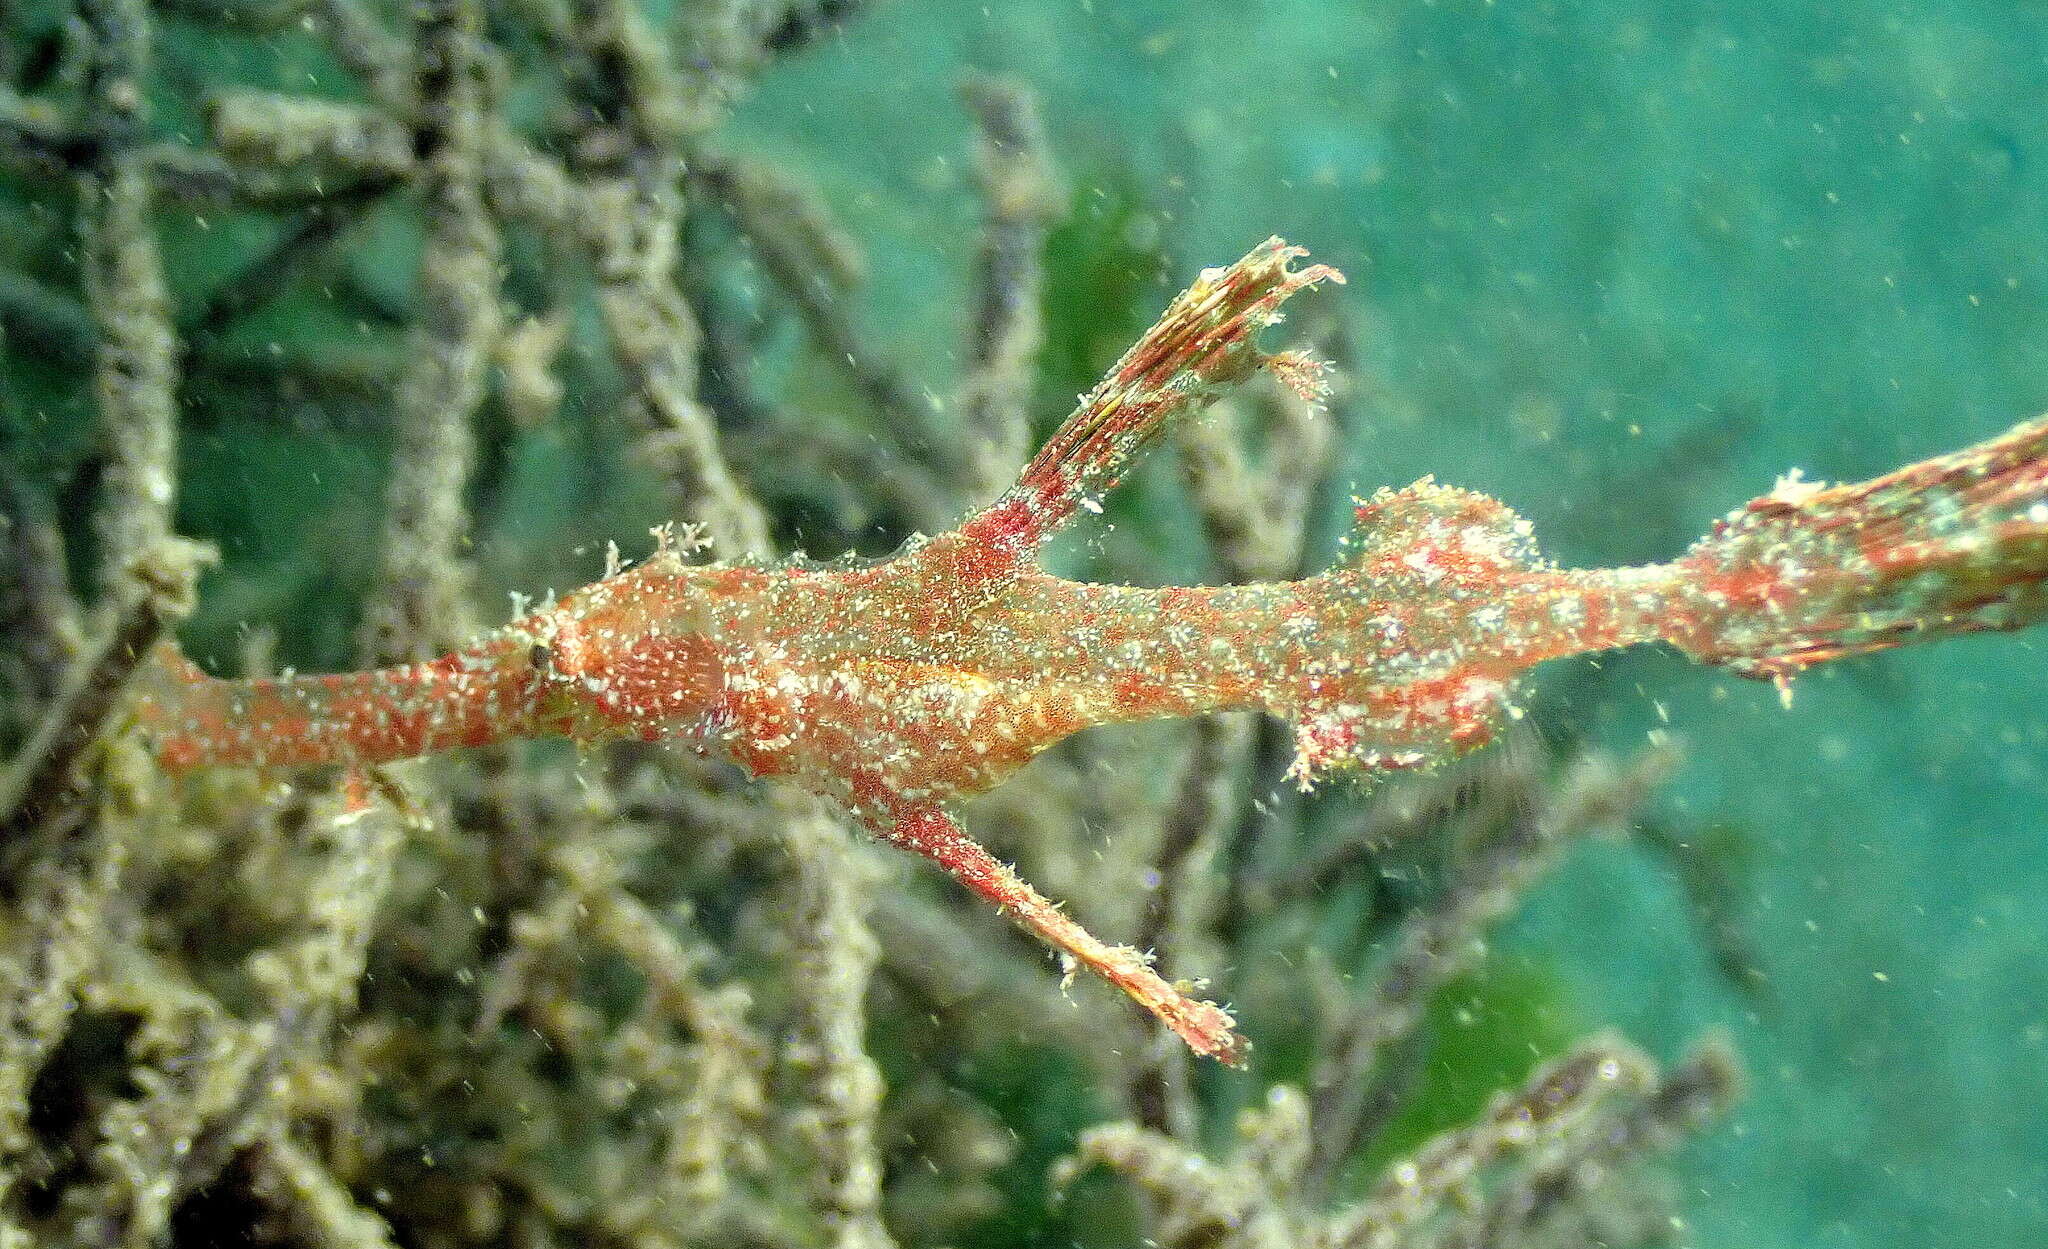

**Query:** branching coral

left=1058, top=1032, right=1739, bottom=1249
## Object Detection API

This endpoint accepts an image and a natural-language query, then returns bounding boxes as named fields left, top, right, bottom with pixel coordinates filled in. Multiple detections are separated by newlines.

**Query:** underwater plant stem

left=565, top=0, right=775, bottom=559
left=0, top=539, right=210, bottom=846
left=358, top=0, right=502, bottom=664
left=960, top=74, right=1059, bottom=499
left=77, top=0, right=181, bottom=603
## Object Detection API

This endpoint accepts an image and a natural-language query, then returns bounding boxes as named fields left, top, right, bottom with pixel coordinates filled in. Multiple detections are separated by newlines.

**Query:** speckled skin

left=136, top=240, right=2048, bottom=1061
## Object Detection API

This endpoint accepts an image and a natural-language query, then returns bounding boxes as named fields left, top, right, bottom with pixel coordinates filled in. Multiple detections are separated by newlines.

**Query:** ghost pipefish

left=138, top=238, right=2048, bottom=1063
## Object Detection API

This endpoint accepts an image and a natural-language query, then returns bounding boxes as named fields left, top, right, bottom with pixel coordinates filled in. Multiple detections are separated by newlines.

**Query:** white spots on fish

left=1400, top=548, right=1445, bottom=585
left=1456, top=675, right=1506, bottom=712
left=1767, top=467, right=1825, bottom=507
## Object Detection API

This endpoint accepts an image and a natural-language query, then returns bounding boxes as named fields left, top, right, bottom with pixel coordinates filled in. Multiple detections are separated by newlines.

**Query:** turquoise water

left=731, top=4, right=2048, bottom=1246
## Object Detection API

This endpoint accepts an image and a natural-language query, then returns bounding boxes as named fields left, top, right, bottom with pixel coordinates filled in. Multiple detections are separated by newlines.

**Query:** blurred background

left=1, top=1, right=2044, bottom=1247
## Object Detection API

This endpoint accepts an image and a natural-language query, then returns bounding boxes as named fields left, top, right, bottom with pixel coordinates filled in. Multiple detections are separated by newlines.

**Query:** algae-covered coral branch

left=357, top=0, right=501, bottom=664
left=76, top=0, right=177, bottom=598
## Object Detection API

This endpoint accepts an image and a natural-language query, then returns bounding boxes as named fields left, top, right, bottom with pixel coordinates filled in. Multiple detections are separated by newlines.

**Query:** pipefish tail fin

left=1663, top=414, right=2048, bottom=687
